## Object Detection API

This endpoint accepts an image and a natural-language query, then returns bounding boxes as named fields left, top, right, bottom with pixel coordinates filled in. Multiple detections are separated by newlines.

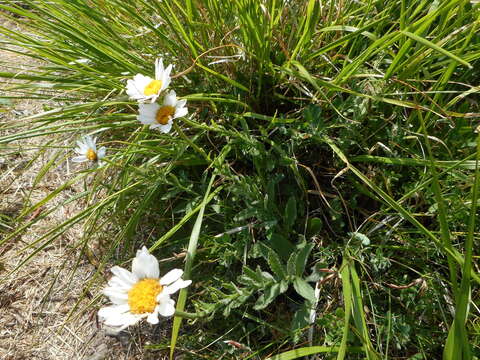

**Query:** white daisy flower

left=126, top=58, right=172, bottom=103
left=137, top=90, right=188, bottom=133
left=72, top=135, right=106, bottom=165
left=98, top=246, right=191, bottom=331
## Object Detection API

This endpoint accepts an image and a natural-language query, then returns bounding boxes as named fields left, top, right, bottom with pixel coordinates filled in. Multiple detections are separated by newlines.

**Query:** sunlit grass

left=1, top=0, right=480, bottom=358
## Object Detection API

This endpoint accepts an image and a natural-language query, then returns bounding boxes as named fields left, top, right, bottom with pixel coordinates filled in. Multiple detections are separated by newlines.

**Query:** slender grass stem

left=173, top=121, right=211, bottom=162
left=417, top=110, right=458, bottom=298
left=173, top=309, right=208, bottom=319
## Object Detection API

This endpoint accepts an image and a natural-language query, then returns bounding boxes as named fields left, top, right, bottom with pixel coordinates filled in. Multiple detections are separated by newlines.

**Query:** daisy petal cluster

left=126, top=58, right=172, bottom=103
left=138, top=90, right=188, bottom=133
left=99, top=246, right=191, bottom=331
left=72, top=135, right=106, bottom=165
left=70, top=58, right=188, bottom=165
left=127, top=57, right=188, bottom=133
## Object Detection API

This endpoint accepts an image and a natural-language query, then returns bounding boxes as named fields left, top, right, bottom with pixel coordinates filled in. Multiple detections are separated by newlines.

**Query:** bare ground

left=0, top=18, right=167, bottom=360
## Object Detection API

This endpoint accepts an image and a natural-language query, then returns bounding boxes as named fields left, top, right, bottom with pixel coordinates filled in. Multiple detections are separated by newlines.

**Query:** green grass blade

left=265, top=346, right=358, bottom=360
left=322, top=136, right=480, bottom=285
left=349, top=262, right=380, bottom=359
left=149, top=185, right=222, bottom=251
left=443, top=131, right=480, bottom=359
left=169, top=172, right=216, bottom=359
left=418, top=110, right=458, bottom=298
left=351, top=155, right=480, bottom=169
left=401, top=30, right=472, bottom=68
left=338, top=258, right=353, bottom=360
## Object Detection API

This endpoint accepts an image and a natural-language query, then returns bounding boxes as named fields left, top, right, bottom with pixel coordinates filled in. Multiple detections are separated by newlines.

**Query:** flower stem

left=173, top=121, right=210, bottom=161
left=173, top=310, right=208, bottom=319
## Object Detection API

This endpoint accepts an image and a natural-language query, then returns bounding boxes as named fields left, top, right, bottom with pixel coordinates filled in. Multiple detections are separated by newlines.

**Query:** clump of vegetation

left=1, top=0, right=479, bottom=358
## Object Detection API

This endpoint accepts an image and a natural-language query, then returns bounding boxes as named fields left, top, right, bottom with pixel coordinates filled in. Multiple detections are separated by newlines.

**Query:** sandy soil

left=0, top=17, right=164, bottom=360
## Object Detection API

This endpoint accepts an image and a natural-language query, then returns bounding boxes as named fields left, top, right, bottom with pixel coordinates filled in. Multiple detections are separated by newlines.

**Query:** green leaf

left=287, top=241, right=315, bottom=279
left=295, top=242, right=314, bottom=277
left=267, top=232, right=294, bottom=260
left=291, top=302, right=311, bottom=342
left=239, top=266, right=264, bottom=287
left=349, top=232, right=371, bottom=246
left=266, top=245, right=287, bottom=279
left=254, top=282, right=285, bottom=310
left=306, top=217, right=323, bottom=236
left=284, top=196, right=297, bottom=230
left=293, top=277, right=315, bottom=302
left=287, top=251, right=297, bottom=277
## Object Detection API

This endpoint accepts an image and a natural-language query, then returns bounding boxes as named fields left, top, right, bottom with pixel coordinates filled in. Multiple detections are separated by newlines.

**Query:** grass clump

left=1, top=0, right=480, bottom=358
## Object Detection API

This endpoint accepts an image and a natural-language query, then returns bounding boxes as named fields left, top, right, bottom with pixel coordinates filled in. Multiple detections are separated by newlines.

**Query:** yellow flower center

left=144, top=80, right=162, bottom=96
left=155, top=105, right=175, bottom=125
left=128, top=278, right=163, bottom=314
left=86, top=148, right=97, bottom=161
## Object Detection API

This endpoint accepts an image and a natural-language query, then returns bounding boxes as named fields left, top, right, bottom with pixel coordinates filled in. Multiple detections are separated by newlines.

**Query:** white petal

left=138, top=112, right=156, bottom=121
left=146, top=308, right=160, bottom=324
left=176, top=99, right=187, bottom=108
left=158, top=122, right=172, bottom=134
left=134, top=74, right=153, bottom=88
left=126, top=79, right=140, bottom=96
left=97, top=147, right=106, bottom=159
left=102, top=285, right=128, bottom=296
left=157, top=297, right=175, bottom=317
left=76, top=140, right=88, bottom=151
left=138, top=77, right=154, bottom=90
left=111, top=266, right=137, bottom=286
left=163, top=279, right=192, bottom=295
left=139, top=107, right=159, bottom=119
left=159, top=268, right=183, bottom=285
left=138, top=116, right=155, bottom=125
left=149, top=123, right=161, bottom=130
left=148, top=95, right=159, bottom=103
left=139, top=102, right=160, bottom=113
left=155, top=58, right=164, bottom=80
left=133, top=73, right=146, bottom=82
left=138, top=111, right=156, bottom=120
left=127, top=74, right=153, bottom=101
left=98, top=304, right=130, bottom=319
left=107, top=279, right=131, bottom=293
left=103, top=287, right=129, bottom=303
left=72, top=156, right=88, bottom=163
left=85, top=136, right=95, bottom=150
left=164, top=90, right=177, bottom=107
left=128, top=93, right=143, bottom=100
left=103, top=312, right=142, bottom=328
left=104, top=294, right=128, bottom=305
left=164, top=64, right=173, bottom=79
left=132, top=246, right=159, bottom=279
left=126, top=88, right=143, bottom=99
left=174, top=107, right=188, bottom=119
left=161, top=76, right=171, bottom=92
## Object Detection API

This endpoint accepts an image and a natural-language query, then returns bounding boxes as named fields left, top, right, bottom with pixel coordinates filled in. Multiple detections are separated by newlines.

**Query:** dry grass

left=0, top=18, right=168, bottom=360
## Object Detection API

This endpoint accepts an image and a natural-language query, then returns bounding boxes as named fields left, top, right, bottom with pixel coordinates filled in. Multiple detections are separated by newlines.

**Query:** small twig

left=385, top=278, right=424, bottom=290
